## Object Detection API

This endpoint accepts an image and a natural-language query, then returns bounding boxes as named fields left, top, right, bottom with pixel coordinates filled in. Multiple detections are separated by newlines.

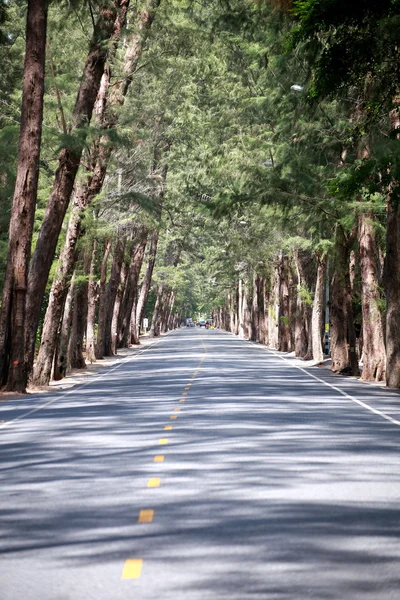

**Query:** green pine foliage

left=0, top=0, right=395, bottom=325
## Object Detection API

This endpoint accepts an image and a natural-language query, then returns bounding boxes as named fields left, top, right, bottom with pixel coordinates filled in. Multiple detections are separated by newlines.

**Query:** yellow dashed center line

left=147, top=478, right=160, bottom=488
left=138, top=509, right=154, bottom=523
left=122, top=350, right=210, bottom=581
left=122, top=559, right=143, bottom=579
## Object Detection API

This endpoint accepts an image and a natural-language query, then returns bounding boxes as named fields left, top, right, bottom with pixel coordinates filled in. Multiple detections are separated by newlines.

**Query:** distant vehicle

left=198, top=320, right=206, bottom=328
left=186, top=318, right=195, bottom=327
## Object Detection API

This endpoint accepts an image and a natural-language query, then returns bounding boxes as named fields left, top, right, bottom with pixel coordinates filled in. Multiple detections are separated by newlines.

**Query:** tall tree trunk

left=243, top=282, right=252, bottom=340
left=130, top=301, right=138, bottom=344
left=250, top=273, right=259, bottom=342
left=111, top=262, right=127, bottom=355
left=165, top=291, right=176, bottom=332
left=330, top=225, right=360, bottom=375
left=33, top=73, right=114, bottom=382
left=169, top=293, right=177, bottom=331
left=293, top=249, right=314, bottom=359
left=33, top=3, right=144, bottom=378
left=56, top=277, right=74, bottom=375
left=65, top=0, right=163, bottom=350
left=135, top=229, right=160, bottom=342
left=278, top=253, right=291, bottom=352
left=258, top=277, right=268, bottom=345
left=103, top=237, right=125, bottom=355
left=228, top=290, right=236, bottom=333
left=25, top=0, right=129, bottom=376
left=223, top=300, right=229, bottom=331
left=269, top=260, right=280, bottom=349
left=358, top=213, right=386, bottom=381
left=238, top=280, right=244, bottom=337
left=0, top=0, right=47, bottom=391
left=118, top=234, right=147, bottom=348
left=68, top=276, right=88, bottom=370
left=311, top=254, right=327, bottom=364
left=86, top=239, right=98, bottom=364
left=32, top=279, right=71, bottom=387
left=150, top=282, right=164, bottom=337
left=233, top=282, right=239, bottom=335
left=238, top=279, right=251, bottom=339
left=159, top=287, right=172, bottom=334
left=95, top=239, right=111, bottom=359
left=263, top=278, right=270, bottom=346
left=31, top=203, right=82, bottom=386
left=385, top=189, right=400, bottom=387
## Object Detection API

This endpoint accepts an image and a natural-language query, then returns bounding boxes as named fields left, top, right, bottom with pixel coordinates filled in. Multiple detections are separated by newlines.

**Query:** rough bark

left=0, top=0, right=47, bottom=391
left=311, top=254, right=327, bottom=364
left=68, top=276, right=88, bottom=370
left=330, top=275, right=348, bottom=371
left=149, top=282, right=165, bottom=337
left=135, top=232, right=158, bottom=339
left=358, top=213, right=386, bottom=381
left=118, top=233, right=147, bottom=348
left=293, top=249, right=314, bottom=359
left=259, top=278, right=269, bottom=346
left=159, top=288, right=172, bottom=334
left=231, top=284, right=237, bottom=334
left=32, top=276, right=71, bottom=386
left=250, top=273, right=260, bottom=342
left=135, top=230, right=160, bottom=342
left=238, top=279, right=251, bottom=339
left=278, top=253, right=291, bottom=352
left=330, top=225, right=359, bottom=375
left=25, top=0, right=129, bottom=375
left=130, top=300, right=138, bottom=344
left=112, top=262, right=127, bottom=354
left=238, top=280, right=244, bottom=338
left=165, top=291, right=176, bottom=332
left=31, top=203, right=83, bottom=386
left=386, top=193, right=400, bottom=387
left=86, top=239, right=98, bottom=364
left=231, top=286, right=239, bottom=335
left=103, top=237, right=125, bottom=355
left=269, top=260, right=280, bottom=349
left=94, top=239, right=111, bottom=359
left=56, top=278, right=74, bottom=375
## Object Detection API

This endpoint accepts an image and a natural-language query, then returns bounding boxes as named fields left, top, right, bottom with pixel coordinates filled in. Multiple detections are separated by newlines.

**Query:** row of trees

left=0, top=0, right=399, bottom=391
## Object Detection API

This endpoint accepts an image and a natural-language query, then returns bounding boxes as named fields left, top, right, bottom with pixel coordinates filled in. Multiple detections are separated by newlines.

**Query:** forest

left=0, top=0, right=399, bottom=392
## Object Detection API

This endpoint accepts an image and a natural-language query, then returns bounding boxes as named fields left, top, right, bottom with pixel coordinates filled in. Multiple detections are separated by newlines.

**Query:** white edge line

left=260, top=344, right=400, bottom=428
left=0, top=331, right=173, bottom=431
left=225, top=330, right=400, bottom=429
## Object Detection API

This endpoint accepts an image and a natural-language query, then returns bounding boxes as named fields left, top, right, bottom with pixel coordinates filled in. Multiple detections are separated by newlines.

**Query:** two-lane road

left=1, top=328, right=400, bottom=599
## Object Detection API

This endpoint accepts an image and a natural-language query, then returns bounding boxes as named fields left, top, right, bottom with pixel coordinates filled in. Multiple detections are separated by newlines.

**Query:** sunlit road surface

left=1, top=328, right=400, bottom=600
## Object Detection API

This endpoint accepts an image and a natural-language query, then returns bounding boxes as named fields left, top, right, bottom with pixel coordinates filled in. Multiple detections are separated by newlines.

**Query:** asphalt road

left=1, top=328, right=400, bottom=600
